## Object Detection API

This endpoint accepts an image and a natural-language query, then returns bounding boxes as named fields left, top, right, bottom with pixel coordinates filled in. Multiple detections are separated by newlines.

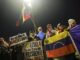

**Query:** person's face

left=38, top=29, right=42, bottom=32
left=58, top=26, right=64, bottom=30
left=57, top=25, right=64, bottom=33
left=48, top=27, right=52, bottom=31
left=68, top=22, right=76, bottom=28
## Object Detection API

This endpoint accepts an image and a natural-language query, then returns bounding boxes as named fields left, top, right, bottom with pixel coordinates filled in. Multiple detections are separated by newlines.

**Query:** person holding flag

left=44, top=24, right=76, bottom=60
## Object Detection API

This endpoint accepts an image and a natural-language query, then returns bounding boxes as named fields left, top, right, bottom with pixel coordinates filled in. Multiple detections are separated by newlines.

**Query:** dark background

left=0, top=0, right=80, bottom=40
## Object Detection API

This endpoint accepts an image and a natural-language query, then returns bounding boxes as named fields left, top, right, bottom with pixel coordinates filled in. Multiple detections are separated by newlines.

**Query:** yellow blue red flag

left=44, top=31, right=75, bottom=58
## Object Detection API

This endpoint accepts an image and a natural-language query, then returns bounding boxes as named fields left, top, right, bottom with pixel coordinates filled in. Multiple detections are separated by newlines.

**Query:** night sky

left=0, top=0, right=80, bottom=40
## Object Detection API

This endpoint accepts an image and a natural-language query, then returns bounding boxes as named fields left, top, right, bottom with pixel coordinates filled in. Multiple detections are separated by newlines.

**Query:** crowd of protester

left=24, top=18, right=80, bottom=60
left=0, top=19, right=80, bottom=60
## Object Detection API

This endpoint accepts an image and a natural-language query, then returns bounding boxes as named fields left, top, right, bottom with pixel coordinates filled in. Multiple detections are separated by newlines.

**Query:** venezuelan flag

left=44, top=31, right=75, bottom=58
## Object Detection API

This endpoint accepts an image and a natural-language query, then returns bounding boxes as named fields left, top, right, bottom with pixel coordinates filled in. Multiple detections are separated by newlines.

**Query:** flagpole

left=30, top=12, right=37, bottom=33
left=68, top=32, right=80, bottom=59
left=28, top=3, right=37, bottom=33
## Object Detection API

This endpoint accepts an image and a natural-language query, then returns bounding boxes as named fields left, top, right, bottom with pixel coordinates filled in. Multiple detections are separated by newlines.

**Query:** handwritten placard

left=25, top=41, right=43, bottom=58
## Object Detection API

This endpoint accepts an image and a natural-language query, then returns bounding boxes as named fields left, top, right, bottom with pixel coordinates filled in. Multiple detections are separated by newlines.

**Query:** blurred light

left=24, top=0, right=32, bottom=8
left=28, top=2, right=32, bottom=8
left=24, top=0, right=31, bottom=3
